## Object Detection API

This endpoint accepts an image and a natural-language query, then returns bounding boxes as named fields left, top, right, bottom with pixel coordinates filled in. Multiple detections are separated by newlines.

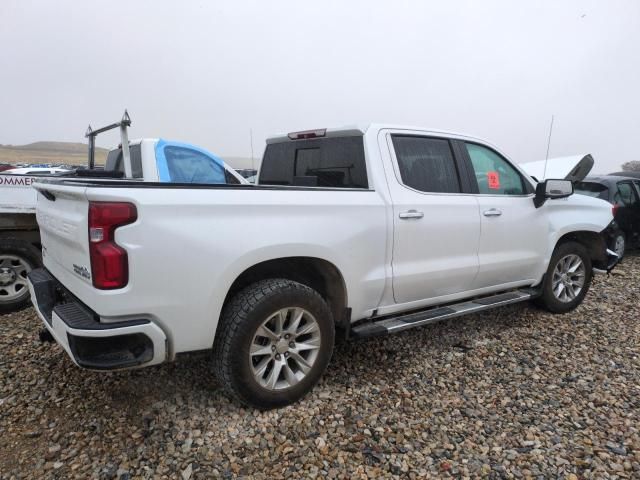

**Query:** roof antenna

left=543, top=114, right=554, bottom=180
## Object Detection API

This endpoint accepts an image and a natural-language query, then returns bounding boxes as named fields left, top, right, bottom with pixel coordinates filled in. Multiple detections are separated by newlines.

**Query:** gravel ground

left=1, top=255, right=639, bottom=479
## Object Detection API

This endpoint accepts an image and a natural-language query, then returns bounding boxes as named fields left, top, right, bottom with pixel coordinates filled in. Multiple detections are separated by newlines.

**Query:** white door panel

left=381, top=131, right=481, bottom=304
left=473, top=199, right=547, bottom=288
left=463, top=141, right=547, bottom=289
left=392, top=194, right=480, bottom=303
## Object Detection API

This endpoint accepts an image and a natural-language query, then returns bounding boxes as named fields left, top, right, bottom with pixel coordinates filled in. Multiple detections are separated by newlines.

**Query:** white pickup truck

left=0, top=169, right=72, bottom=313
left=0, top=133, right=244, bottom=313
left=28, top=124, right=618, bottom=408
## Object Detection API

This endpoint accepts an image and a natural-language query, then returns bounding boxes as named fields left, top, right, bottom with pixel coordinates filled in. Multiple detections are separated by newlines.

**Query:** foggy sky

left=1, top=0, right=639, bottom=172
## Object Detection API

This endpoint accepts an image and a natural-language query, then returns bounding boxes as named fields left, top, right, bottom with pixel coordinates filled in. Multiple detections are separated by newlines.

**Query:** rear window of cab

left=259, top=136, right=368, bottom=188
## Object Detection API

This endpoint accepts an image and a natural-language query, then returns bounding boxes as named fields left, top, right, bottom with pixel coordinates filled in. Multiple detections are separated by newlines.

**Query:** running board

left=351, top=290, right=535, bottom=339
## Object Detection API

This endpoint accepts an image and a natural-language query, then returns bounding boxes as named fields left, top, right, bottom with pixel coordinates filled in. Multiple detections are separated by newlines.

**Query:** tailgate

left=34, top=182, right=92, bottom=286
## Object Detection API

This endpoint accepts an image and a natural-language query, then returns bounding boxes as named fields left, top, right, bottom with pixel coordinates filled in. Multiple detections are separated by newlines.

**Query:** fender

left=543, top=193, right=613, bottom=263
left=205, top=243, right=354, bottom=333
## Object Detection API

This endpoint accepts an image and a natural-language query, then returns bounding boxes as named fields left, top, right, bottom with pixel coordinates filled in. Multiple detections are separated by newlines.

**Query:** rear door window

left=259, top=136, right=368, bottom=188
left=391, top=135, right=461, bottom=193
left=574, top=182, right=609, bottom=201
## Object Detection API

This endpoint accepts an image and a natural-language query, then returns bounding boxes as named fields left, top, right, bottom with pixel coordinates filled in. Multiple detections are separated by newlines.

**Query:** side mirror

left=534, top=179, right=574, bottom=208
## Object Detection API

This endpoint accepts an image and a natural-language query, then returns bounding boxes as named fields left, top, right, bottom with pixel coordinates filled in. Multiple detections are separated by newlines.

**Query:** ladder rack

left=85, top=110, right=132, bottom=177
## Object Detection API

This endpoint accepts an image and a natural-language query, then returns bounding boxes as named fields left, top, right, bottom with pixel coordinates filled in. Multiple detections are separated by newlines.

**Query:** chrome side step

left=351, top=289, right=535, bottom=339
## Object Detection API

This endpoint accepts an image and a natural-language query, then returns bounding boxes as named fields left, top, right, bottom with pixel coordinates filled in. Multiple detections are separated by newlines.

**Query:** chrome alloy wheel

left=551, top=254, right=586, bottom=303
left=249, top=307, right=322, bottom=390
left=0, top=255, right=31, bottom=301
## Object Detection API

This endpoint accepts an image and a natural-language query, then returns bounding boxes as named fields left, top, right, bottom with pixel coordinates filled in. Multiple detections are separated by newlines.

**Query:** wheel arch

left=554, top=230, right=607, bottom=268
left=0, top=229, right=42, bottom=250
left=222, top=256, right=349, bottom=329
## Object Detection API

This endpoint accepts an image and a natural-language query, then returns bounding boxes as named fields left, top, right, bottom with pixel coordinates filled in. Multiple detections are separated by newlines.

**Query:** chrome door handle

left=483, top=208, right=502, bottom=217
left=399, top=210, right=424, bottom=219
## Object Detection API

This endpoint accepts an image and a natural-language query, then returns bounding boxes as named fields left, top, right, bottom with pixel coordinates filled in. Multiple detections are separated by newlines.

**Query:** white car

left=28, top=124, right=618, bottom=408
left=2, top=167, right=72, bottom=175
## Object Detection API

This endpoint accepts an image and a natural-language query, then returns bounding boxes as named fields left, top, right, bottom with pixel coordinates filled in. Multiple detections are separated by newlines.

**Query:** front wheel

left=213, top=279, right=335, bottom=409
left=536, top=241, right=592, bottom=313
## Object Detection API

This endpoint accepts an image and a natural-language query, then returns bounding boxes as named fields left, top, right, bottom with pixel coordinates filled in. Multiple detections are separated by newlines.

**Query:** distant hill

left=0, top=141, right=108, bottom=166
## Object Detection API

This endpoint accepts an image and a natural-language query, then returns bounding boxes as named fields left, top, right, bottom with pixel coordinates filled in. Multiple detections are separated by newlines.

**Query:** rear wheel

left=0, top=239, right=41, bottom=314
left=213, top=279, right=334, bottom=409
left=536, top=241, right=592, bottom=313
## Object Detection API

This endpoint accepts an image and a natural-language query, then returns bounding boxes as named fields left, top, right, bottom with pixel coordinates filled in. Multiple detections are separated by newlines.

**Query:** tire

left=213, top=279, right=335, bottom=409
left=610, top=231, right=626, bottom=261
left=536, top=241, right=592, bottom=314
left=0, top=238, right=41, bottom=314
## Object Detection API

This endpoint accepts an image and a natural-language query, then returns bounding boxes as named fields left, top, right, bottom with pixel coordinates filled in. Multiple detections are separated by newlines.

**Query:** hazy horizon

left=1, top=0, right=638, bottom=173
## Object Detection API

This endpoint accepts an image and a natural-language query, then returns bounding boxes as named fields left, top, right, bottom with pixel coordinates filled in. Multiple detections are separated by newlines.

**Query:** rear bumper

left=27, top=268, right=167, bottom=370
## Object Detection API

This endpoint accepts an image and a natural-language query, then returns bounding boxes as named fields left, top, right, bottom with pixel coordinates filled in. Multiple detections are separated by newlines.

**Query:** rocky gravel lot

left=1, top=255, right=639, bottom=479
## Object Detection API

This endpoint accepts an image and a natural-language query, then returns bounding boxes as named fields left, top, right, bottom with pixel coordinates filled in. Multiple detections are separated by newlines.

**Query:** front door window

left=465, top=143, right=526, bottom=195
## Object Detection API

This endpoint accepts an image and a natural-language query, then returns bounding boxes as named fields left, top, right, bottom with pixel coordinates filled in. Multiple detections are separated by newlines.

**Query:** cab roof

left=266, top=124, right=491, bottom=145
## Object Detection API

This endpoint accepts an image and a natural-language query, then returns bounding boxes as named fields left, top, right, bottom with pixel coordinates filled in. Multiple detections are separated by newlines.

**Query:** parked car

left=608, top=171, right=640, bottom=180
left=2, top=167, right=71, bottom=175
left=520, top=154, right=594, bottom=183
left=28, top=124, right=617, bottom=408
left=575, top=175, right=640, bottom=258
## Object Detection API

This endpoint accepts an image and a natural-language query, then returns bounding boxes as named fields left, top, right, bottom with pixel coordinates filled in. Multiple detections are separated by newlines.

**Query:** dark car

left=575, top=175, right=640, bottom=258
left=609, top=171, right=640, bottom=179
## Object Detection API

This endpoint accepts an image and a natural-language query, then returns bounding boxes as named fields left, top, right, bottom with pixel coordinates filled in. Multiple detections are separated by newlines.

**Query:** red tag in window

left=487, top=171, right=500, bottom=189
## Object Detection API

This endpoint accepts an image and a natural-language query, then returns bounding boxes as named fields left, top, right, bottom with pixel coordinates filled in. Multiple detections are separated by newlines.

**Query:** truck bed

left=32, top=178, right=388, bottom=356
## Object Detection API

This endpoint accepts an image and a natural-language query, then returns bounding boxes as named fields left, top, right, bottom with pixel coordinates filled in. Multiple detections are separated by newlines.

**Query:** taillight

left=88, top=202, right=137, bottom=289
left=612, top=203, right=619, bottom=217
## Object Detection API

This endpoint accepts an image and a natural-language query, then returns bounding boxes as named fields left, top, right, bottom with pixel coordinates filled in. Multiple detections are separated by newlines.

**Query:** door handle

left=399, top=210, right=424, bottom=219
left=483, top=208, right=502, bottom=217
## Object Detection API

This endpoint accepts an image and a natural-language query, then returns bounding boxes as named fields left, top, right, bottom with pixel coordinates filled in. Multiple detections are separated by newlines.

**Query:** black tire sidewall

left=0, top=239, right=41, bottom=313
left=540, top=241, right=592, bottom=313
left=223, top=282, right=334, bottom=409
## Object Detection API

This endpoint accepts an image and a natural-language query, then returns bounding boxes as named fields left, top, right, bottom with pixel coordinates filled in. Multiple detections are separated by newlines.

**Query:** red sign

left=487, top=171, right=500, bottom=190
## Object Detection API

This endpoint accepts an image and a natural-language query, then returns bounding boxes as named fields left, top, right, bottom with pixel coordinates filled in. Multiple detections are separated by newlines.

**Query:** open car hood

left=520, top=154, right=594, bottom=182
